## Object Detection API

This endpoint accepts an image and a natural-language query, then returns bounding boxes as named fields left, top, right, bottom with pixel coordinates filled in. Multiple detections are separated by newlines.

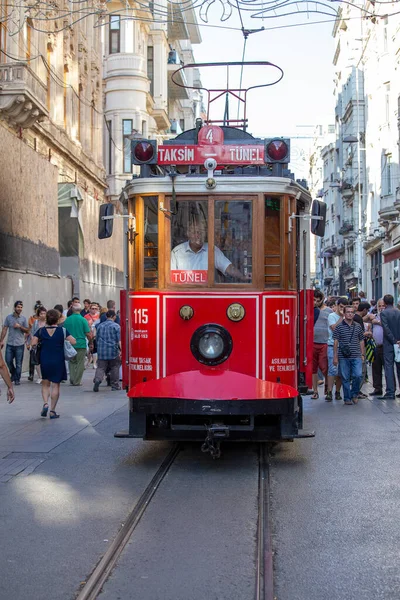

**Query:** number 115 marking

left=275, top=309, right=290, bottom=325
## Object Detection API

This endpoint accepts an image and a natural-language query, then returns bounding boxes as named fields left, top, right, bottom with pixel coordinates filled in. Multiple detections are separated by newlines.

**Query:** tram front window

left=214, top=201, right=252, bottom=284
left=170, top=200, right=251, bottom=285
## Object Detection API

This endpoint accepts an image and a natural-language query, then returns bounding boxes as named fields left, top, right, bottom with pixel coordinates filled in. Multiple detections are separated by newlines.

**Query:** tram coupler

left=201, top=424, right=230, bottom=459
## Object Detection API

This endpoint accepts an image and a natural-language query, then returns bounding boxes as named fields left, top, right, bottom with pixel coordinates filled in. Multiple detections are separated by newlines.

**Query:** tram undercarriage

left=116, top=393, right=314, bottom=458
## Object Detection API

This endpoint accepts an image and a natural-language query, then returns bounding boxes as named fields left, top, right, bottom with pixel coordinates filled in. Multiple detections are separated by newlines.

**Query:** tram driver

left=171, top=220, right=249, bottom=281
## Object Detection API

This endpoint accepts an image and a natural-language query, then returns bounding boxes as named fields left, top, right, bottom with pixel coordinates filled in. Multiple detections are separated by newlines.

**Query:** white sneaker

left=36, top=379, right=42, bottom=384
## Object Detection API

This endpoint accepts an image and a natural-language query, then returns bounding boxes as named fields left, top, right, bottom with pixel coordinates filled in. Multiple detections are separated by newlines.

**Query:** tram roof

left=124, top=175, right=312, bottom=208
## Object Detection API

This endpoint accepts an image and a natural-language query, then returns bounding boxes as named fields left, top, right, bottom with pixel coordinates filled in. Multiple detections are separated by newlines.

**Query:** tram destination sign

left=158, top=144, right=265, bottom=166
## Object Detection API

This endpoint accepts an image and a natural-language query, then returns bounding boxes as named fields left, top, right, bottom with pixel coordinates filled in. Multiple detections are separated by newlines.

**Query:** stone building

left=313, top=4, right=400, bottom=300
left=103, top=0, right=202, bottom=202
left=0, top=0, right=123, bottom=322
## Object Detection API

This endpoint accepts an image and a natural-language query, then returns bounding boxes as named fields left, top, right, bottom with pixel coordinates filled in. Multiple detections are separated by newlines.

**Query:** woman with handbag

left=31, top=309, right=76, bottom=419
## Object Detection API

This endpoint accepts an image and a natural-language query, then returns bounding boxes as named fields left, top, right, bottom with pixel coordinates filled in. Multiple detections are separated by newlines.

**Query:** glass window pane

left=123, top=120, right=132, bottom=173
left=110, top=15, right=120, bottom=29
left=110, top=31, right=119, bottom=54
left=144, top=197, right=158, bottom=288
left=123, top=120, right=132, bottom=135
left=170, top=201, right=208, bottom=284
left=264, top=196, right=281, bottom=287
left=214, top=201, right=252, bottom=284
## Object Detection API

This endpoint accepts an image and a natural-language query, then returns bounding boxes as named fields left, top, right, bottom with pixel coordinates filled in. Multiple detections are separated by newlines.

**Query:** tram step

left=292, top=430, right=315, bottom=438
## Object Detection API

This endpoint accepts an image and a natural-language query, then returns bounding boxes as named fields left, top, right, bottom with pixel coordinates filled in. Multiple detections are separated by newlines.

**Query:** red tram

left=99, top=64, right=326, bottom=457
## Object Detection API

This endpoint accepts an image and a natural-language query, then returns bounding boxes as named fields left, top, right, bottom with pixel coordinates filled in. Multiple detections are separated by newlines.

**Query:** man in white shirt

left=171, top=222, right=248, bottom=281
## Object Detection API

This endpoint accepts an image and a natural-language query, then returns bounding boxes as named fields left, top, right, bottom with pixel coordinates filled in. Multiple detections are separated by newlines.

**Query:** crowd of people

left=313, top=290, right=400, bottom=405
left=0, top=297, right=121, bottom=417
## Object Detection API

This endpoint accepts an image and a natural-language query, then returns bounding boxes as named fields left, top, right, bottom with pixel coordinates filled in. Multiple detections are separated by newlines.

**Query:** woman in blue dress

left=32, top=309, right=76, bottom=419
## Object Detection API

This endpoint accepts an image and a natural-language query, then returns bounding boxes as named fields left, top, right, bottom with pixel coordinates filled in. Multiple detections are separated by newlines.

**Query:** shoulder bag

left=63, top=328, right=77, bottom=360
left=340, top=325, right=356, bottom=358
left=31, top=328, right=42, bottom=365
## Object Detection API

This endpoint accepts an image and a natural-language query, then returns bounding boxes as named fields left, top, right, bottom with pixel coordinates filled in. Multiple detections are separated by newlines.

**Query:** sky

left=191, top=4, right=337, bottom=177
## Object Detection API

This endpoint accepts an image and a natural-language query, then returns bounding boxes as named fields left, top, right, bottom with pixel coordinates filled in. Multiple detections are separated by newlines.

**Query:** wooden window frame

left=109, top=15, right=121, bottom=54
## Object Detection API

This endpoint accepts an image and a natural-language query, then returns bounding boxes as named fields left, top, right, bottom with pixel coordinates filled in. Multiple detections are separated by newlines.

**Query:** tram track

left=256, top=444, right=274, bottom=600
left=75, top=443, right=181, bottom=600
left=76, top=442, right=274, bottom=600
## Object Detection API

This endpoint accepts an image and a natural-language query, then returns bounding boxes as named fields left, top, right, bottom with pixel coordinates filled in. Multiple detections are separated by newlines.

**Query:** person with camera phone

left=333, top=305, right=365, bottom=405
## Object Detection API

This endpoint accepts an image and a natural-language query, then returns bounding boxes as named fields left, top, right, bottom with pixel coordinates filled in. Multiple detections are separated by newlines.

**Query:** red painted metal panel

left=163, top=294, right=259, bottom=378
left=128, top=295, right=159, bottom=387
left=299, top=289, right=313, bottom=389
left=120, top=290, right=128, bottom=389
left=263, top=295, right=297, bottom=388
left=128, top=369, right=298, bottom=400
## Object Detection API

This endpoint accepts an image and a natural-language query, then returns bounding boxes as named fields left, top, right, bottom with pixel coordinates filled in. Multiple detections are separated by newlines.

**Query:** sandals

left=311, top=392, right=319, bottom=400
left=49, top=410, right=60, bottom=419
left=40, top=403, right=49, bottom=417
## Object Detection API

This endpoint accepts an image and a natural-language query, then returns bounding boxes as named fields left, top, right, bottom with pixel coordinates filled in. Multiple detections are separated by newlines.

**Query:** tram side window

left=170, top=200, right=208, bottom=284
left=144, top=196, right=158, bottom=288
left=214, top=201, right=252, bottom=284
left=265, top=197, right=281, bottom=287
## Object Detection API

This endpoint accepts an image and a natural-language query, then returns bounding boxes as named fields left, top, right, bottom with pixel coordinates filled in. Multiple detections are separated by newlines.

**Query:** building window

left=147, top=46, right=154, bottom=97
left=383, top=154, right=392, bottom=195
left=123, top=119, right=133, bottom=173
left=371, top=250, right=382, bottom=300
left=383, top=16, right=388, bottom=53
left=109, top=16, right=121, bottom=54
left=0, top=0, right=7, bottom=62
left=385, top=83, right=390, bottom=122
left=107, top=120, right=112, bottom=174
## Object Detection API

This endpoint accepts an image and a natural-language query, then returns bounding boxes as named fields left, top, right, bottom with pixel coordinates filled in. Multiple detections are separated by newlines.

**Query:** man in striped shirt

left=333, top=305, right=365, bottom=405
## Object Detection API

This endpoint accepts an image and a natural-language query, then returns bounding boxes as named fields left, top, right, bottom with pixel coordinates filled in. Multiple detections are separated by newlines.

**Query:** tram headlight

left=190, top=324, right=233, bottom=366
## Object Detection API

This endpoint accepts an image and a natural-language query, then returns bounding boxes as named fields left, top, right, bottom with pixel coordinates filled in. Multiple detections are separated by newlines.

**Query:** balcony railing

left=0, top=62, right=48, bottom=127
left=338, top=220, right=354, bottom=235
left=340, top=261, right=356, bottom=275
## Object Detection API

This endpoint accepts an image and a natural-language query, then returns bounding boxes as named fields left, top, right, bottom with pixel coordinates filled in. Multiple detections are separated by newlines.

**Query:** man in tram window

left=171, top=219, right=248, bottom=282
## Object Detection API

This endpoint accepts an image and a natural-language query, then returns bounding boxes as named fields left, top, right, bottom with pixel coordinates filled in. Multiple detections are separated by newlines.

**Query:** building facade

left=0, top=0, right=124, bottom=321
left=103, top=1, right=202, bottom=202
left=312, top=4, right=400, bottom=301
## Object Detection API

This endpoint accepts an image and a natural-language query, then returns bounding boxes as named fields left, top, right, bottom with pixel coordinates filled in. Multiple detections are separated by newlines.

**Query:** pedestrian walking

left=100, top=300, right=120, bottom=325
left=325, top=297, right=348, bottom=401
left=27, top=301, right=42, bottom=381
left=312, top=290, right=332, bottom=399
left=64, top=304, right=92, bottom=385
left=31, top=309, right=76, bottom=418
left=54, top=305, right=66, bottom=325
left=0, top=301, right=30, bottom=386
left=30, top=306, right=47, bottom=384
left=0, top=348, right=15, bottom=403
left=353, top=301, right=371, bottom=398
left=379, top=294, right=400, bottom=400
left=93, top=310, right=121, bottom=392
left=333, top=305, right=365, bottom=405
left=81, top=299, right=91, bottom=317
left=365, top=298, right=385, bottom=396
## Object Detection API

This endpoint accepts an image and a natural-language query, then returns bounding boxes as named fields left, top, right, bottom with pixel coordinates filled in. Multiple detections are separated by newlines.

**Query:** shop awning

left=58, top=183, right=84, bottom=234
left=383, top=243, right=400, bottom=263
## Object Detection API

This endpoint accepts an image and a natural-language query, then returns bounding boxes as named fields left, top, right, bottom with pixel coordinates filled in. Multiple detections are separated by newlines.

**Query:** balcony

left=338, top=220, right=354, bottom=236
left=324, top=266, right=335, bottom=284
left=168, top=4, right=190, bottom=41
left=336, top=243, right=345, bottom=255
left=341, top=177, right=354, bottom=199
left=167, top=51, right=189, bottom=100
left=340, top=261, right=356, bottom=276
left=0, top=62, right=48, bottom=128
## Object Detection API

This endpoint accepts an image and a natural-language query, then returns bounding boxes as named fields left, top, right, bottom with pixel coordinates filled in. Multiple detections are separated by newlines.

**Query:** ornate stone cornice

left=0, top=62, right=48, bottom=128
